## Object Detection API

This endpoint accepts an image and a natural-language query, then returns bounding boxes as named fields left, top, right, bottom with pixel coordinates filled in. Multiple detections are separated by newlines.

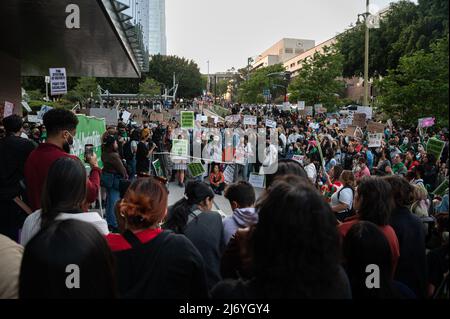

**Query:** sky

left=165, top=0, right=415, bottom=74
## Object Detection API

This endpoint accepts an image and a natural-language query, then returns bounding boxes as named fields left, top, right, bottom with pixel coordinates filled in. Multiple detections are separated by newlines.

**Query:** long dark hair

left=163, top=181, right=214, bottom=234
left=253, top=175, right=342, bottom=298
left=265, top=158, right=308, bottom=188
left=41, top=157, right=87, bottom=228
left=343, top=221, right=397, bottom=299
left=357, top=177, right=394, bottom=226
left=19, top=219, right=117, bottom=298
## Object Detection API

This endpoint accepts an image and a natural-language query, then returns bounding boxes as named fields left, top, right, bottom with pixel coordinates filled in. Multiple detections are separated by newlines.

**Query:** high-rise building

left=132, top=0, right=150, bottom=52
left=149, top=0, right=167, bottom=55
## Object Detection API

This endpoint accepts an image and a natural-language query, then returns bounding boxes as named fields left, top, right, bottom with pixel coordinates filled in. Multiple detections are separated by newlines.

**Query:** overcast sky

left=165, top=0, right=414, bottom=74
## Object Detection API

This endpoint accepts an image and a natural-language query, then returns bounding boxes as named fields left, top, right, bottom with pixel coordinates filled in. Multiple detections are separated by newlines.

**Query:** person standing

left=0, top=115, right=36, bottom=241
left=24, top=109, right=100, bottom=211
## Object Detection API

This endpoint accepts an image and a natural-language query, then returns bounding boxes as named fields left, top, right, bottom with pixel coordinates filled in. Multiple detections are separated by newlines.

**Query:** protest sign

left=249, top=173, right=265, bottom=189
left=244, top=115, right=257, bottom=126
left=329, top=119, right=337, bottom=125
left=344, top=126, right=357, bottom=137
left=130, top=109, right=144, bottom=124
left=181, top=111, right=195, bottom=129
left=367, top=121, right=385, bottom=133
left=26, top=115, right=41, bottom=124
left=22, top=101, right=32, bottom=113
left=196, top=114, right=202, bottom=122
left=89, top=108, right=118, bottom=126
left=187, top=162, right=206, bottom=178
left=368, top=133, right=383, bottom=148
left=208, top=117, right=215, bottom=125
left=3, top=101, right=14, bottom=118
left=121, top=110, right=131, bottom=123
left=314, top=104, right=323, bottom=112
left=73, top=115, right=106, bottom=168
left=305, top=106, right=313, bottom=116
left=292, top=155, right=304, bottom=165
left=298, top=101, right=305, bottom=110
left=432, top=180, right=449, bottom=196
left=37, top=105, right=53, bottom=121
left=317, top=107, right=327, bottom=114
left=352, top=113, right=367, bottom=128
left=418, top=117, right=435, bottom=128
left=427, top=138, right=445, bottom=160
left=172, top=139, right=189, bottom=157
left=223, top=165, right=235, bottom=184
left=49, top=68, right=67, bottom=95
left=152, top=159, right=165, bottom=178
left=265, top=119, right=277, bottom=128
left=357, top=106, right=373, bottom=120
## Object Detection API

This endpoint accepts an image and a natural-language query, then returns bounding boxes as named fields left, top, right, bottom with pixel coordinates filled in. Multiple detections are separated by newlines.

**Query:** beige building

left=252, top=38, right=315, bottom=69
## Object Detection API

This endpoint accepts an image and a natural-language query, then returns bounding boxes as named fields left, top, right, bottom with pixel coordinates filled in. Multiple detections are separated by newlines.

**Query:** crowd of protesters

left=0, top=101, right=448, bottom=299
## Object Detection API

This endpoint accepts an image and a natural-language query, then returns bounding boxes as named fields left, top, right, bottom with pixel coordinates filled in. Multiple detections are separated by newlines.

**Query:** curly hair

left=252, top=175, right=342, bottom=298
left=43, top=109, right=78, bottom=137
left=118, top=177, right=168, bottom=229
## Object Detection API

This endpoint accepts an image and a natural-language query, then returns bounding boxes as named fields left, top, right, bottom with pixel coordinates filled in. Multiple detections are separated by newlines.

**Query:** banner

left=427, top=138, right=445, bottom=160
left=27, top=115, right=41, bottom=124
left=352, top=113, right=367, bottom=128
left=368, top=133, right=383, bottom=148
left=49, top=67, right=67, bottom=95
left=223, top=165, right=235, bottom=184
left=181, top=111, right=195, bottom=129
left=172, top=139, right=189, bottom=157
left=89, top=108, right=118, bottom=126
left=188, top=162, right=205, bottom=178
left=73, top=115, right=106, bottom=168
left=298, top=101, right=305, bottom=110
left=249, top=173, right=265, bottom=189
left=418, top=117, right=435, bottom=128
left=243, top=115, right=257, bottom=126
left=121, top=110, right=131, bottom=123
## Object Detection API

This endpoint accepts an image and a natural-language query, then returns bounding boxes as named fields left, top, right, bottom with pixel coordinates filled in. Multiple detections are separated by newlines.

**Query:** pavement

left=167, top=181, right=264, bottom=217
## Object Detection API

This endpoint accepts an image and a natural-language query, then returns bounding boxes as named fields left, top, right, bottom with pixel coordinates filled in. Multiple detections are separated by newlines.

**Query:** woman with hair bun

left=106, top=177, right=209, bottom=299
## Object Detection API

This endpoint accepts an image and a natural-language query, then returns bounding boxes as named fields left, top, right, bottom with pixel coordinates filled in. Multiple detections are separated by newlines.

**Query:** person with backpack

left=330, top=170, right=356, bottom=222
left=122, top=129, right=140, bottom=180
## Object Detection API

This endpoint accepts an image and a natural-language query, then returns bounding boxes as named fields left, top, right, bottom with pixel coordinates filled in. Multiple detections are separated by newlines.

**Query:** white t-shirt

left=20, top=210, right=109, bottom=246
left=304, top=163, right=317, bottom=183
left=330, top=186, right=354, bottom=214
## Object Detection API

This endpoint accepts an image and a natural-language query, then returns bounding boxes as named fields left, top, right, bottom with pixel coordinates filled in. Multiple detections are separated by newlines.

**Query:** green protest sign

left=180, top=111, right=195, bottom=129
left=73, top=114, right=106, bottom=168
left=427, top=138, right=445, bottom=160
left=432, top=179, right=449, bottom=197
left=152, top=159, right=165, bottom=177
left=172, top=139, right=189, bottom=157
left=188, top=162, right=205, bottom=177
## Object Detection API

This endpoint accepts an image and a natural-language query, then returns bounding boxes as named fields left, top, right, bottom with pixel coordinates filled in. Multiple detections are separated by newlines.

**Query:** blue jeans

left=105, top=187, right=120, bottom=228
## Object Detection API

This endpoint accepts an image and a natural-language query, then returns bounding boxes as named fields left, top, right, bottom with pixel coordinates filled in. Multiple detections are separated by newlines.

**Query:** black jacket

left=114, top=230, right=209, bottom=299
left=390, top=206, right=427, bottom=298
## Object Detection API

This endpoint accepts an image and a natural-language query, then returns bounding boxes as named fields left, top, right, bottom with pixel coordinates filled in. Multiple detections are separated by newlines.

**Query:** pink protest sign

left=419, top=117, right=435, bottom=128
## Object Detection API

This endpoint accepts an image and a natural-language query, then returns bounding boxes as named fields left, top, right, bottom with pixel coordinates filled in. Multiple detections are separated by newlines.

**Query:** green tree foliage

left=214, top=79, right=229, bottom=97
left=237, top=64, right=286, bottom=104
left=96, top=77, right=140, bottom=94
left=338, top=0, right=449, bottom=77
left=288, top=46, right=345, bottom=110
left=138, top=77, right=161, bottom=96
left=66, top=77, right=99, bottom=105
left=376, top=36, right=449, bottom=126
left=147, top=54, right=204, bottom=98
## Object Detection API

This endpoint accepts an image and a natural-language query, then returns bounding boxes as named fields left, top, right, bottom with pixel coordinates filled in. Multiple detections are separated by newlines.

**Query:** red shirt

left=339, top=218, right=400, bottom=273
left=24, top=143, right=101, bottom=211
left=106, top=228, right=163, bottom=252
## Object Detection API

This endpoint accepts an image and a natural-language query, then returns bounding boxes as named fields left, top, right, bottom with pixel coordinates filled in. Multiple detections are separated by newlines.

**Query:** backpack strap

left=122, top=229, right=171, bottom=249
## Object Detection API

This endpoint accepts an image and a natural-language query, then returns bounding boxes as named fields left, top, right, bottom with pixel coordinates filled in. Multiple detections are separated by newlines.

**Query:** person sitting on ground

left=107, top=177, right=209, bottom=299
left=19, top=220, right=117, bottom=299
left=24, top=109, right=100, bottom=211
left=330, top=170, right=356, bottom=222
left=20, top=157, right=109, bottom=246
left=164, top=181, right=225, bottom=290
left=212, top=175, right=351, bottom=299
left=209, top=163, right=225, bottom=195
left=222, top=181, right=257, bottom=246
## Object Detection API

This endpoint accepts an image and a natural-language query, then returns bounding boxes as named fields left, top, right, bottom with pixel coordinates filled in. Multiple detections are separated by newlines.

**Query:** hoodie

left=222, top=208, right=258, bottom=245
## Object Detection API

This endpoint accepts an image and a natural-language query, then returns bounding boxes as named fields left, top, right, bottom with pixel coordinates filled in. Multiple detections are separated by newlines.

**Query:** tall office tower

left=132, top=0, right=150, bottom=52
left=149, top=0, right=167, bottom=55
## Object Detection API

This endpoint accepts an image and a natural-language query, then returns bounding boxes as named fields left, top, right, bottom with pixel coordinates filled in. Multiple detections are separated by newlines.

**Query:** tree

left=215, top=79, right=229, bottom=97
left=139, top=78, right=161, bottom=96
left=288, top=46, right=345, bottom=110
left=375, top=37, right=449, bottom=126
left=237, top=64, right=286, bottom=104
left=337, top=0, right=448, bottom=77
left=147, top=54, right=204, bottom=98
left=66, top=77, right=99, bottom=106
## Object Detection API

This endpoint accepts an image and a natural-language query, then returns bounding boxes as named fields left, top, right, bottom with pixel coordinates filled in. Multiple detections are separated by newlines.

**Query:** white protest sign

left=265, top=119, right=276, bottom=128
left=329, top=119, right=337, bottom=125
left=122, top=110, right=131, bottom=123
left=249, top=173, right=265, bottom=189
left=171, top=139, right=189, bottom=159
left=298, top=101, right=305, bottom=110
left=89, top=108, right=119, bottom=126
left=224, top=165, right=235, bottom=184
left=368, top=133, right=383, bottom=148
left=357, top=106, right=373, bottom=119
left=305, top=106, right=313, bottom=116
left=291, top=155, right=304, bottom=165
left=49, top=68, right=67, bottom=95
left=3, top=101, right=14, bottom=118
left=27, top=115, right=41, bottom=123
left=314, top=104, right=323, bottom=112
left=244, top=115, right=257, bottom=126
left=37, top=105, right=53, bottom=121
left=22, top=101, right=32, bottom=112
left=196, top=114, right=202, bottom=122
